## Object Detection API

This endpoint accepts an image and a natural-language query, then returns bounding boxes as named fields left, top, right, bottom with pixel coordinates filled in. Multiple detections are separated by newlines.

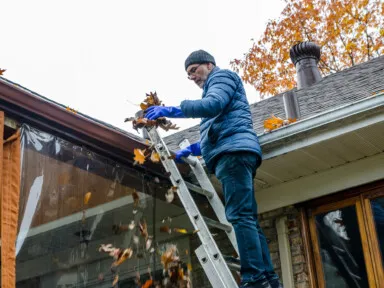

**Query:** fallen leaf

left=0, top=68, right=6, bottom=75
left=160, top=225, right=172, bottom=234
left=112, top=274, right=119, bottom=286
left=129, top=220, right=135, bottom=230
left=165, top=187, right=176, bottom=203
left=161, top=244, right=179, bottom=270
left=132, top=190, right=139, bottom=207
left=112, top=248, right=133, bottom=267
left=263, top=114, right=284, bottom=131
left=146, top=237, right=153, bottom=250
left=150, top=151, right=160, bottom=163
left=139, top=219, right=149, bottom=240
left=173, top=228, right=188, bottom=234
left=133, top=149, right=147, bottom=165
left=84, top=192, right=92, bottom=205
left=141, top=279, right=153, bottom=288
left=187, top=263, right=192, bottom=271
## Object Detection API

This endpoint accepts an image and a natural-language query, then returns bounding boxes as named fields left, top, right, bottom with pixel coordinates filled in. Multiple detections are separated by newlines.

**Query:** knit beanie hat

left=185, top=50, right=216, bottom=71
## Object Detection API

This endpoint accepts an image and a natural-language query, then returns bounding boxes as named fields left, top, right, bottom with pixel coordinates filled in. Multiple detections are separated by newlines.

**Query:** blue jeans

left=214, top=152, right=280, bottom=284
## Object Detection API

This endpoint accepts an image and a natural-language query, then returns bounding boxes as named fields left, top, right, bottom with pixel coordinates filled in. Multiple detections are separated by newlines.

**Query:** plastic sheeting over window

left=16, top=124, right=194, bottom=288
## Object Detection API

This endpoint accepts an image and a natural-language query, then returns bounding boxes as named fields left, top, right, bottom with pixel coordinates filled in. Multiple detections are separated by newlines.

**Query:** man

left=145, top=50, right=282, bottom=288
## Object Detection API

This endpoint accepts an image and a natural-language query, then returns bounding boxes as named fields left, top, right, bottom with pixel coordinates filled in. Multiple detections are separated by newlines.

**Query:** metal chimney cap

left=290, top=41, right=321, bottom=65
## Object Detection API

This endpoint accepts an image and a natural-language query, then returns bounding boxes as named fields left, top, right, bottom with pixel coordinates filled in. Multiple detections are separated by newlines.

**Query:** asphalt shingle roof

left=165, top=55, right=384, bottom=151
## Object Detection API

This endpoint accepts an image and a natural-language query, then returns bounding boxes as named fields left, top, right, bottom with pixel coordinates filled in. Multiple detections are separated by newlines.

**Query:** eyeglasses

left=187, top=64, right=203, bottom=79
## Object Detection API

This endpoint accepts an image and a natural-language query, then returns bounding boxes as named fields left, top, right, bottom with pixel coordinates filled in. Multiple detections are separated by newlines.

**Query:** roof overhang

left=253, top=92, right=384, bottom=213
left=259, top=93, right=384, bottom=159
left=0, top=77, right=175, bottom=178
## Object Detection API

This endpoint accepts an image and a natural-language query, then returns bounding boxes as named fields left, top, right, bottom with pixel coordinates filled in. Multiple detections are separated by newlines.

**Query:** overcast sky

left=1, top=0, right=286, bottom=137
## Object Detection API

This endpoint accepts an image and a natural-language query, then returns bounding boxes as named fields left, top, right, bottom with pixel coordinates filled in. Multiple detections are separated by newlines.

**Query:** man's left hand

left=145, top=106, right=185, bottom=120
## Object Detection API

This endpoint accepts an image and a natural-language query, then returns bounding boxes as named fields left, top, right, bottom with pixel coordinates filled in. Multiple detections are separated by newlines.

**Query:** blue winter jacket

left=180, top=67, right=262, bottom=172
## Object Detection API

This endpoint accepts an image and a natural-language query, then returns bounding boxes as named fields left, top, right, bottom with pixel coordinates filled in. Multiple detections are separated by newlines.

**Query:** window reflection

left=315, top=206, right=369, bottom=288
left=16, top=125, right=194, bottom=287
left=371, top=197, right=384, bottom=266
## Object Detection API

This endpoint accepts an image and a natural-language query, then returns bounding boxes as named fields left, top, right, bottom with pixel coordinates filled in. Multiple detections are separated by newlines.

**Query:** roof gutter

left=259, top=92, right=384, bottom=159
left=0, top=77, right=176, bottom=178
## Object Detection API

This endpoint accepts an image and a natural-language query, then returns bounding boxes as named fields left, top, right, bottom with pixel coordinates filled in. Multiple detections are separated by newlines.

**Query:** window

left=307, top=184, right=384, bottom=287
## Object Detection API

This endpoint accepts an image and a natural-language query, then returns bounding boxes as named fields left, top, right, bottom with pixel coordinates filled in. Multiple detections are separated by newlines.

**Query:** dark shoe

left=240, top=280, right=272, bottom=288
left=269, top=279, right=283, bottom=288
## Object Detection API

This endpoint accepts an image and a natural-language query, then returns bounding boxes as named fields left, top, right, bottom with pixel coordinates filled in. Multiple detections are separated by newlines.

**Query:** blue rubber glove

left=175, top=142, right=201, bottom=163
left=145, top=106, right=185, bottom=120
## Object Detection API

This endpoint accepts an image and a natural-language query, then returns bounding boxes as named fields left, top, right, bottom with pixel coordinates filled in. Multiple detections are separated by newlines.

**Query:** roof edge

left=259, top=92, right=384, bottom=146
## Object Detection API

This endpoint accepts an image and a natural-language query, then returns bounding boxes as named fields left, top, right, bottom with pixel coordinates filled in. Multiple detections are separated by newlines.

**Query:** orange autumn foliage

left=231, top=0, right=384, bottom=97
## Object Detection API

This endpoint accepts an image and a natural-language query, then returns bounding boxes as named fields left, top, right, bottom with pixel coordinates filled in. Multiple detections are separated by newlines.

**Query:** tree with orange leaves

left=231, top=0, right=384, bottom=97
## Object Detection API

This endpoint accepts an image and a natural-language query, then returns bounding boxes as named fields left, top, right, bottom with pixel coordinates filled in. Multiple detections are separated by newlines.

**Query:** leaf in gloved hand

left=140, top=103, right=148, bottom=110
left=160, top=225, right=172, bottom=234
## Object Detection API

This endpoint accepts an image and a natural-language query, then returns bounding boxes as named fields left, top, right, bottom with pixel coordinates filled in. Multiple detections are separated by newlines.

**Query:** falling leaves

left=65, top=106, right=78, bottom=114
left=112, top=275, right=119, bottom=286
left=112, top=248, right=133, bottom=267
left=132, top=189, right=140, bottom=207
left=173, top=228, right=188, bottom=234
left=0, top=68, right=6, bottom=76
left=150, top=151, right=160, bottom=163
left=84, top=192, right=92, bottom=205
left=161, top=244, right=180, bottom=270
left=141, top=279, right=153, bottom=288
left=134, top=148, right=147, bottom=165
left=263, top=114, right=296, bottom=132
left=165, top=186, right=177, bottom=203
left=160, top=225, right=172, bottom=234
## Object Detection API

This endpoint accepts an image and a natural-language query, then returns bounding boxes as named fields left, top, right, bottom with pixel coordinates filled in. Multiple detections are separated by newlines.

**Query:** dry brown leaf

left=161, top=245, right=179, bottom=270
left=139, top=219, right=149, bottom=240
left=84, top=192, right=92, bottom=205
left=133, top=148, right=147, bottom=165
left=160, top=225, right=172, bottom=234
left=0, top=68, right=6, bottom=75
left=141, top=279, right=153, bottom=288
left=112, top=274, right=119, bottom=286
left=132, top=189, right=140, bottom=207
left=140, top=103, right=148, bottom=110
left=112, top=248, right=133, bottom=267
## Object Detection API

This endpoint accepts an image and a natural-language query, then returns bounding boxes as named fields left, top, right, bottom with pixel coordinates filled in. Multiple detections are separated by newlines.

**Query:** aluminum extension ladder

left=146, top=126, right=240, bottom=288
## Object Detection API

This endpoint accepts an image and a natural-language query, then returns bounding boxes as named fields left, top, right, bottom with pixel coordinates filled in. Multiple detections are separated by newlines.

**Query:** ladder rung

left=223, top=255, right=241, bottom=271
left=203, top=217, right=233, bottom=233
left=226, top=262, right=241, bottom=271
left=185, top=181, right=214, bottom=198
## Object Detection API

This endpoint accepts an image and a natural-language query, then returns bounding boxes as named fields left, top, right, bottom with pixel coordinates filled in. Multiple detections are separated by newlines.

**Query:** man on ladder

left=145, top=50, right=282, bottom=288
